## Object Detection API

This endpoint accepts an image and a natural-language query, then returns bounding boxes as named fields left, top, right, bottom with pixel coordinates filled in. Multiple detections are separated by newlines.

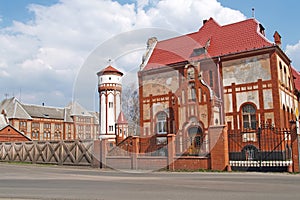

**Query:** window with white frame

left=156, top=112, right=167, bottom=134
left=242, top=104, right=256, bottom=130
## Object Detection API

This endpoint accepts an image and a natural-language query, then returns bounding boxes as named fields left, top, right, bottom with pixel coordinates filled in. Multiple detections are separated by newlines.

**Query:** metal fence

left=228, top=123, right=292, bottom=170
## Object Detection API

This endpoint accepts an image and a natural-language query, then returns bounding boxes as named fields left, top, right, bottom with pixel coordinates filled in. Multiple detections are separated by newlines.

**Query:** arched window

left=156, top=112, right=167, bottom=134
left=284, top=66, right=287, bottom=86
left=283, top=105, right=286, bottom=128
left=187, top=67, right=195, bottom=80
left=242, top=104, right=256, bottom=130
left=189, top=82, right=196, bottom=101
left=242, top=145, right=258, bottom=161
left=279, top=62, right=283, bottom=82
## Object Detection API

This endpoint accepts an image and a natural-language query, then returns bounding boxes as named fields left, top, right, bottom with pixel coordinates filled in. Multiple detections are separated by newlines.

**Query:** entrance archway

left=188, top=126, right=203, bottom=155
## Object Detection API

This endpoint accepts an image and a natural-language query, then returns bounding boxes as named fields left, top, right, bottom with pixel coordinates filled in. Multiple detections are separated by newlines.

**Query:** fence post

left=59, top=140, right=64, bottom=166
left=167, top=134, right=175, bottom=171
left=92, top=140, right=101, bottom=168
left=32, top=141, right=37, bottom=164
left=209, top=125, right=230, bottom=171
left=131, top=136, right=139, bottom=170
left=100, top=138, right=107, bottom=168
left=290, top=121, right=300, bottom=172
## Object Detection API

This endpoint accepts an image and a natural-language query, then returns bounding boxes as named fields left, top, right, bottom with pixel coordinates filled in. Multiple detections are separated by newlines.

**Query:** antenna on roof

left=252, top=8, right=255, bottom=18
left=19, top=88, right=22, bottom=102
left=108, top=58, right=112, bottom=66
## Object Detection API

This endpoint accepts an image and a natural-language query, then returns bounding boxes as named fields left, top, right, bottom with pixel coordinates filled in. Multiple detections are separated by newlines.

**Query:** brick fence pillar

left=100, top=138, right=107, bottom=169
left=290, top=122, right=300, bottom=172
left=131, top=136, right=139, bottom=170
left=209, top=125, right=230, bottom=171
left=167, top=134, right=175, bottom=171
left=92, top=140, right=101, bottom=168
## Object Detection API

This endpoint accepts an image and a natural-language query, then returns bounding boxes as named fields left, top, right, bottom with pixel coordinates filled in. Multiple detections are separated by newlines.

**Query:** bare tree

left=122, top=83, right=140, bottom=135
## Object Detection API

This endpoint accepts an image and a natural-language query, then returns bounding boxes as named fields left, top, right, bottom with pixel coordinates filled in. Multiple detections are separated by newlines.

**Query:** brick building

left=134, top=17, right=300, bottom=170
left=0, top=97, right=99, bottom=141
left=0, top=113, right=31, bottom=142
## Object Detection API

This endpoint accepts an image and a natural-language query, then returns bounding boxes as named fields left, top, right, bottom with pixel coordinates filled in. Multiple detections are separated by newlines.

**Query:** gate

left=228, top=123, right=292, bottom=171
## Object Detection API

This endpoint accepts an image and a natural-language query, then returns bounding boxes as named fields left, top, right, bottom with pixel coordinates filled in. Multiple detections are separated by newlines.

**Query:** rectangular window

left=242, top=104, right=257, bottom=130
left=109, top=125, right=114, bottom=132
left=20, top=121, right=27, bottom=127
left=55, top=124, right=61, bottom=130
left=109, top=102, right=113, bottom=108
left=32, top=122, right=39, bottom=128
left=209, top=70, right=213, bottom=87
left=242, top=132, right=257, bottom=142
left=156, top=121, right=167, bottom=134
left=44, top=123, right=51, bottom=129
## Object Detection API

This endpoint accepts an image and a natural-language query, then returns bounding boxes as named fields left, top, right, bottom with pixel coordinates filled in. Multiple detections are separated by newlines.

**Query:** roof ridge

left=22, top=103, right=64, bottom=110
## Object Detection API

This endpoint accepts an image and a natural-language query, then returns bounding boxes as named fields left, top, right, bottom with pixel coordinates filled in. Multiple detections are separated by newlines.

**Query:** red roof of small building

left=97, top=65, right=123, bottom=76
left=292, top=67, right=300, bottom=91
left=117, top=111, right=128, bottom=124
left=144, top=18, right=274, bottom=71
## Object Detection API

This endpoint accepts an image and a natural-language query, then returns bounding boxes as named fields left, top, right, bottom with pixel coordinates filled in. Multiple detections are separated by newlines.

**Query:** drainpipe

left=217, top=57, right=224, bottom=125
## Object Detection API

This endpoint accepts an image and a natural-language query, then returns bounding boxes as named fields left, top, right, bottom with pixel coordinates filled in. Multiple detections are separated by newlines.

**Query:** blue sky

left=1, top=0, right=298, bottom=47
left=0, top=0, right=300, bottom=109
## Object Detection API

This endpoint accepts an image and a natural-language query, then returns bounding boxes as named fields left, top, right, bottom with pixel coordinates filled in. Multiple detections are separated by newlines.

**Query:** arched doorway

left=188, top=126, right=203, bottom=155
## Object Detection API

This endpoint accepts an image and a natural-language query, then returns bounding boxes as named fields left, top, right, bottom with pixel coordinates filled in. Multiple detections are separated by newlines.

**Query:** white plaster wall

left=107, top=92, right=115, bottom=134
left=98, top=74, right=122, bottom=85
left=100, top=93, right=106, bottom=134
left=142, top=70, right=179, bottom=96
left=263, top=89, right=273, bottom=109
left=224, top=93, right=233, bottom=113
left=222, top=54, right=271, bottom=87
left=236, top=90, right=259, bottom=110
left=116, top=92, right=121, bottom=121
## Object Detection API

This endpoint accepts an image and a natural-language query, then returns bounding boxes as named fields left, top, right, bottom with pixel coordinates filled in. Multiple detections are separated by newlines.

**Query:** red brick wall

left=173, top=157, right=210, bottom=170
left=0, top=126, right=31, bottom=142
left=209, top=125, right=229, bottom=171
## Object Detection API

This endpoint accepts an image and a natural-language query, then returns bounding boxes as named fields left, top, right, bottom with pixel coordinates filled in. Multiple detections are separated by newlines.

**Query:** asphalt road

left=0, top=163, right=300, bottom=200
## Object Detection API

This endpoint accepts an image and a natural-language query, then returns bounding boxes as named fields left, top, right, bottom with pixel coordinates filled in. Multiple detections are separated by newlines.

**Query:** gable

left=0, top=125, right=31, bottom=142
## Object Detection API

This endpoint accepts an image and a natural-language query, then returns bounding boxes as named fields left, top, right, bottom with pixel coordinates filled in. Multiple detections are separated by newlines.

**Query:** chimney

left=203, top=19, right=208, bottom=25
left=1, top=109, right=9, bottom=124
left=273, top=31, right=282, bottom=48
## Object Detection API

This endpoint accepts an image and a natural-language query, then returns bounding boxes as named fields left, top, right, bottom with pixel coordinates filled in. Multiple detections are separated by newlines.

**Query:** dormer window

left=259, top=24, right=265, bottom=36
left=190, top=47, right=206, bottom=57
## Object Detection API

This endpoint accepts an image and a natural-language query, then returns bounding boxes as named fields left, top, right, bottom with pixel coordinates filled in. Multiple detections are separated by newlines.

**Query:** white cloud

left=286, top=42, right=300, bottom=70
left=0, top=0, right=251, bottom=109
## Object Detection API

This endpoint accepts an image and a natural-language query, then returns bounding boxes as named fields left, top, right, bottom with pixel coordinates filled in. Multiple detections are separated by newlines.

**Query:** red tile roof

left=144, top=18, right=274, bottom=71
left=97, top=65, right=123, bottom=76
left=292, top=67, right=300, bottom=91
left=117, top=111, right=127, bottom=124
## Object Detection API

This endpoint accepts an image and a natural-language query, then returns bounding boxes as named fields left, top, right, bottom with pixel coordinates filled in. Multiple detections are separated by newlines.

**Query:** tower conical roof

left=117, top=111, right=128, bottom=124
left=97, top=65, right=123, bottom=76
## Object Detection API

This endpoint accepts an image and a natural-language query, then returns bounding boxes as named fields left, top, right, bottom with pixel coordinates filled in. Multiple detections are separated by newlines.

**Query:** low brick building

left=0, top=114, right=31, bottom=142
left=0, top=97, right=99, bottom=141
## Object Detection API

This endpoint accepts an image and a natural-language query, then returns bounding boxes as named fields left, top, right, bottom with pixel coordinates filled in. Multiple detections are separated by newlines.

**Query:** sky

left=0, top=0, right=300, bottom=111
